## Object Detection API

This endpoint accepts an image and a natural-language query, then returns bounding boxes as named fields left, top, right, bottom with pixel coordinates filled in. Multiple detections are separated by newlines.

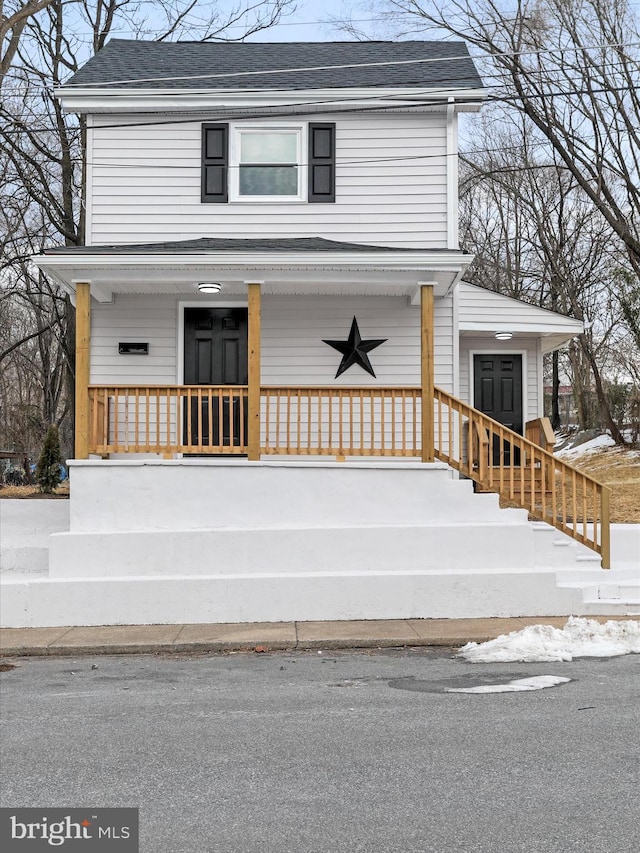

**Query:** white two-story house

left=4, top=39, right=617, bottom=629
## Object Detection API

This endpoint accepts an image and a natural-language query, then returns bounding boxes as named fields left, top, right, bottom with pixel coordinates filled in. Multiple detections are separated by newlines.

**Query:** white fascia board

left=55, top=86, right=487, bottom=114
left=461, top=320, right=584, bottom=334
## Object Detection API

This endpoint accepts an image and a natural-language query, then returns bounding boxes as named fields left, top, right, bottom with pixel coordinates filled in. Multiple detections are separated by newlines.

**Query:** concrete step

left=575, top=600, right=640, bottom=616
left=555, top=567, right=638, bottom=585
left=0, top=548, right=50, bottom=577
left=531, top=522, right=602, bottom=569
left=49, top=521, right=539, bottom=578
left=590, top=584, right=640, bottom=604
left=0, top=569, right=586, bottom=628
left=556, top=566, right=639, bottom=610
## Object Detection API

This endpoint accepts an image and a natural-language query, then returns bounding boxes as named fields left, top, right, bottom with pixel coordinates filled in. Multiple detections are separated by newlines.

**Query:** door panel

left=474, top=354, right=523, bottom=465
left=184, top=308, right=248, bottom=448
left=196, top=339, right=213, bottom=384
left=222, top=338, right=240, bottom=385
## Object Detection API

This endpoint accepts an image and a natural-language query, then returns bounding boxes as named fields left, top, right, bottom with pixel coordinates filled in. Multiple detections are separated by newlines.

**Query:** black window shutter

left=308, top=123, right=335, bottom=203
left=202, top=124, right=228, bottom=203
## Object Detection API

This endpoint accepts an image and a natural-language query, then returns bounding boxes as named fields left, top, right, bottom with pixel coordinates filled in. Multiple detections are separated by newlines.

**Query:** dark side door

left=183, top=307, right=248, bottom=448
left=474, top=354, right=523, bottom=465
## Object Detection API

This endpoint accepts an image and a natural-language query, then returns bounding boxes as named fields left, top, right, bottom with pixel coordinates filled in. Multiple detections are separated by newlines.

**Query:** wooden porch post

left=75, top=282, right=91, bottom=459
left=421, top=284, right=435, bottom=463
left=247, top=282, right=262, bottom=461
left=601, top=486, right=611, bottom=570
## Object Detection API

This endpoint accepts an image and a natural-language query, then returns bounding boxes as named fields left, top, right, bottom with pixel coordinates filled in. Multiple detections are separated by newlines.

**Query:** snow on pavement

left=445, top=675, right=571, bottom=694
left=458, top=617, right=640, bottom=663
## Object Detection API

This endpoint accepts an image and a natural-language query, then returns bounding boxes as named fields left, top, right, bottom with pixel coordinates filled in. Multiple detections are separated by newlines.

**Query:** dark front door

left=474, top=354, right=523, bottom=465
left=183, top=307, right=248, bottom=448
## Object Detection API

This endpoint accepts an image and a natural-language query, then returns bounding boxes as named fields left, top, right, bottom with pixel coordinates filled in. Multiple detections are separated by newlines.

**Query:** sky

left=248, top=0, right=353, bottom=41
left=240, top=0, right=398, bottom=42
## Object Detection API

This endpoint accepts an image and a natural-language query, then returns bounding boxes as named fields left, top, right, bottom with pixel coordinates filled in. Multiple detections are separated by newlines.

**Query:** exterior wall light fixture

left=495, top=331, right=513, bottom=341
left=198, top=282, right=222, bottom=294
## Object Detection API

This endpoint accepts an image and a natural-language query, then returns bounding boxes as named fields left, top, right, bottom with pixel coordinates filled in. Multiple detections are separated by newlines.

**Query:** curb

left=0, top=637, right=462, bottom=658
left=2, top=616, right=637, bottom=658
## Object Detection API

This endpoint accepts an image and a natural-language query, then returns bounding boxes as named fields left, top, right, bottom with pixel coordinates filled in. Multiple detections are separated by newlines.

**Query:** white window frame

left=229, top=123, right=306, bottom=203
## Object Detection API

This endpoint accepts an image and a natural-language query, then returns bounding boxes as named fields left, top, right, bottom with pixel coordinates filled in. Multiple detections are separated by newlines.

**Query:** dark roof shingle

left=44, top=237, right=467, bottom=255
left=63, top=39, right=483, bottom=91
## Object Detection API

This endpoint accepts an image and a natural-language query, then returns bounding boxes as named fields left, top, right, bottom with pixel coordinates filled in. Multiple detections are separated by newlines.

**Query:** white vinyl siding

left=87, top=113, right=448, bottom=248
left=459, top=337, right=542, bottom=424
left=89, top=293, right=454, bottom=390
left=262, top=295, right=454, bottom=389
left=90, top=300, right=177, bottom=382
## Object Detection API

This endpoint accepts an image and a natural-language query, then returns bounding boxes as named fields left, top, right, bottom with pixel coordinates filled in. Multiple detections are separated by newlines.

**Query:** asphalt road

left=1, top=648, right=639, bottom=853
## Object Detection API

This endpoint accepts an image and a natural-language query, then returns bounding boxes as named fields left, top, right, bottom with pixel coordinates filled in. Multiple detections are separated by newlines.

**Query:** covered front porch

left=39, top=237, right=464, bottom=464
left=34, top=237, right=610, bottom=567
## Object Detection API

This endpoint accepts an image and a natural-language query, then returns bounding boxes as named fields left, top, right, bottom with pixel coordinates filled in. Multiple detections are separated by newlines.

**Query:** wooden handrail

left=434, top=387, right=611, bottom=568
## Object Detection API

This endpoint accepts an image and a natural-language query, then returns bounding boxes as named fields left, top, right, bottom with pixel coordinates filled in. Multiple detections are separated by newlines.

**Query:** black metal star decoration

left=323, top=316, right=387, bottom=378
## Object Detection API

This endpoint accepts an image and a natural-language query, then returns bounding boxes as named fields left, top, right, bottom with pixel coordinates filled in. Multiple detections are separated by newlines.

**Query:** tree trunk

left=551, top=350, right=561, bottom=430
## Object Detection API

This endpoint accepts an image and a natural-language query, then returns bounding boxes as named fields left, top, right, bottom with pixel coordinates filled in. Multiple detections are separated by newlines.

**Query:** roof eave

left=460, top=320, right=584, bottom=338
left=33, top=248, right=473, bottom=300
left=55, top=86, right=487, bottom=114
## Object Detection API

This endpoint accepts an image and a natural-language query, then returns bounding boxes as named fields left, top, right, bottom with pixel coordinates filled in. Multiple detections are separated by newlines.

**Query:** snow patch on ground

left=555, top=434, right=615, bottom=459
left=458, top=617, right=640, bottom=663
left=445, top=675, right=571, bottom=694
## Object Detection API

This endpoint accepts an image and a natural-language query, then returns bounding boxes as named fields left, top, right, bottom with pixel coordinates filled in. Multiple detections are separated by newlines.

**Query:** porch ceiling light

left=198, top=282, right=222, bottom=294
left=495, top=331, right=513, bottom=341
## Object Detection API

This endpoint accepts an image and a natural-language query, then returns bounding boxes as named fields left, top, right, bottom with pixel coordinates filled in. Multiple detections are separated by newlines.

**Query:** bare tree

left=1, top=0, right=57, bottom=79
left=386, top=1, right=640, bottom=270
left=0, top=0, right=296, bottom=454
left=459, top=111, right=633, bottom=440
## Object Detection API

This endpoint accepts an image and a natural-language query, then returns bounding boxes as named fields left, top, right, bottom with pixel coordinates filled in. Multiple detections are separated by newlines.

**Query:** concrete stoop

left=1, top=462, right=636, bottom=627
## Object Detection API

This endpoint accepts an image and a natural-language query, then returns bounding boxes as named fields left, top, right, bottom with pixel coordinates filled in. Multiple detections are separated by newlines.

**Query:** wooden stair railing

left=433, top=387, right=611, bottom=569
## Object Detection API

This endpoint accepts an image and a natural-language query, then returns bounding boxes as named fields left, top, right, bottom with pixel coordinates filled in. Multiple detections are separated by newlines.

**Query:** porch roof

left=34, top=238, right=473, bottom=303
left=458, top=282, right=584, bottom=352
left=43, top=237, right=443, bottom=255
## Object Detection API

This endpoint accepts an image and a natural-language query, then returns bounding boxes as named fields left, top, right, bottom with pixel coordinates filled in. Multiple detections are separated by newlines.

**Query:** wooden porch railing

left=433, top=387, right=611, bottom=568
left=89, top=385, right=248, bottom=454
left=87, top=383, right=610, bottom=567
left=261, top=386, right=421, bottom=457
left=89, top=385, right=421, bottom=457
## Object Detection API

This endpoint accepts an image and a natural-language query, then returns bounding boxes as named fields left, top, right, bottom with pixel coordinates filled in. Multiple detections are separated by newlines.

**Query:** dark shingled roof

left=44, top=237, right=466, bottom=255
left=63, top=39, right=483, bottom=91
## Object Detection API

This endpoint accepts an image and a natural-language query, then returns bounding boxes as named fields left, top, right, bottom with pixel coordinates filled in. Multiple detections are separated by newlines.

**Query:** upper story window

left=201, top=122, right=335, bottom=205
left=234, top=126, right=303, bottom=201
